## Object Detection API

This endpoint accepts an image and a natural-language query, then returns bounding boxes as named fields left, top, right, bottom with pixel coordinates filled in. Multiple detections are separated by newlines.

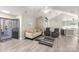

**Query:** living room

left=21, top=6, right=79, bottom=51
left=0, top=6, right=79, bottom=52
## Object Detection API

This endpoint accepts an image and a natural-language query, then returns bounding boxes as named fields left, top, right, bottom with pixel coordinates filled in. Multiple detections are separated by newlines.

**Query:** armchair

left=44, top=27, right=51, bottom=36
left=51, top=28, right=59, bottom=38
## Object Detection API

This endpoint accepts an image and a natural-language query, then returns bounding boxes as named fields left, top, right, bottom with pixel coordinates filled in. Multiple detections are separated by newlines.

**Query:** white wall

left=0, top=12, right=17, bottom=19
left=16, top=15, right=22, bottom=40
left=48, top=13, right=78, bottom=31
left=49, top=14, right=63, bottom=31
left=21, top=14, right=36, bottom=39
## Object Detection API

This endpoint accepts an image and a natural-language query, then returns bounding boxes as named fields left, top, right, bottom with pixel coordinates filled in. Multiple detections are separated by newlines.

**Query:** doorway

left=0, top=17, right=20, bottom=42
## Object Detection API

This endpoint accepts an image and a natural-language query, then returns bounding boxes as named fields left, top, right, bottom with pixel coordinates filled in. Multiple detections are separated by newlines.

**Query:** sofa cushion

left=25, top=28, right=33, bottom=33
left=25, top=28, right=38, bottom=33
left=25, top=31, right=42, bottom=39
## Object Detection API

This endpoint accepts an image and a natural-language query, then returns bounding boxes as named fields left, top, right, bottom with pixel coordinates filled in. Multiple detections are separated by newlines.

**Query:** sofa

left=25, top=28, right=42, bottom=39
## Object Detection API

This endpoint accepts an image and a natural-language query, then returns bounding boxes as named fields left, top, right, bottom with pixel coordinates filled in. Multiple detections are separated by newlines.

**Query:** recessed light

left=1, top=10, right=10, bottom=14
left=44, top=9, right=51, bottom=13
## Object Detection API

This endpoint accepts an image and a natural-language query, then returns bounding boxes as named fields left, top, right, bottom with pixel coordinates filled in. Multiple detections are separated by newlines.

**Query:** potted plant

left=45, top=17, right=48, bottom=27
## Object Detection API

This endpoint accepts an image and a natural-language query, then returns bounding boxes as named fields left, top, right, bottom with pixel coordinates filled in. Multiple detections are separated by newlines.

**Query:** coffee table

left=39, top=36, right=55, bottom=47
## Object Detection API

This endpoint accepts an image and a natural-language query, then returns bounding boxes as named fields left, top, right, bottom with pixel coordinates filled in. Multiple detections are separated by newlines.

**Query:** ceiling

left=0, top=6, right=44, bottom=16
left=0, top=6, right=27, bottom=15
left=50, top=6, right=79, bottom=15
left=0, top=6, right=79, bottom=16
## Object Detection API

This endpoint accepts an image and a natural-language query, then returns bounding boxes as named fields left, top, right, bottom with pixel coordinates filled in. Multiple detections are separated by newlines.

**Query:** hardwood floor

left=0, top=35, right=79, bottom=52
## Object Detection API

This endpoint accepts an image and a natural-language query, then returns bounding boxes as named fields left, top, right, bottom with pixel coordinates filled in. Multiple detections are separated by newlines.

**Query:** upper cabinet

left=62, top=14, right=78, bottom=29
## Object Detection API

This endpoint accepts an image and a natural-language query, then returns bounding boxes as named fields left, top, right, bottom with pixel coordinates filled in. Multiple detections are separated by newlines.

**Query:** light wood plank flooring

left=0, top=35, right=79, bottom=52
